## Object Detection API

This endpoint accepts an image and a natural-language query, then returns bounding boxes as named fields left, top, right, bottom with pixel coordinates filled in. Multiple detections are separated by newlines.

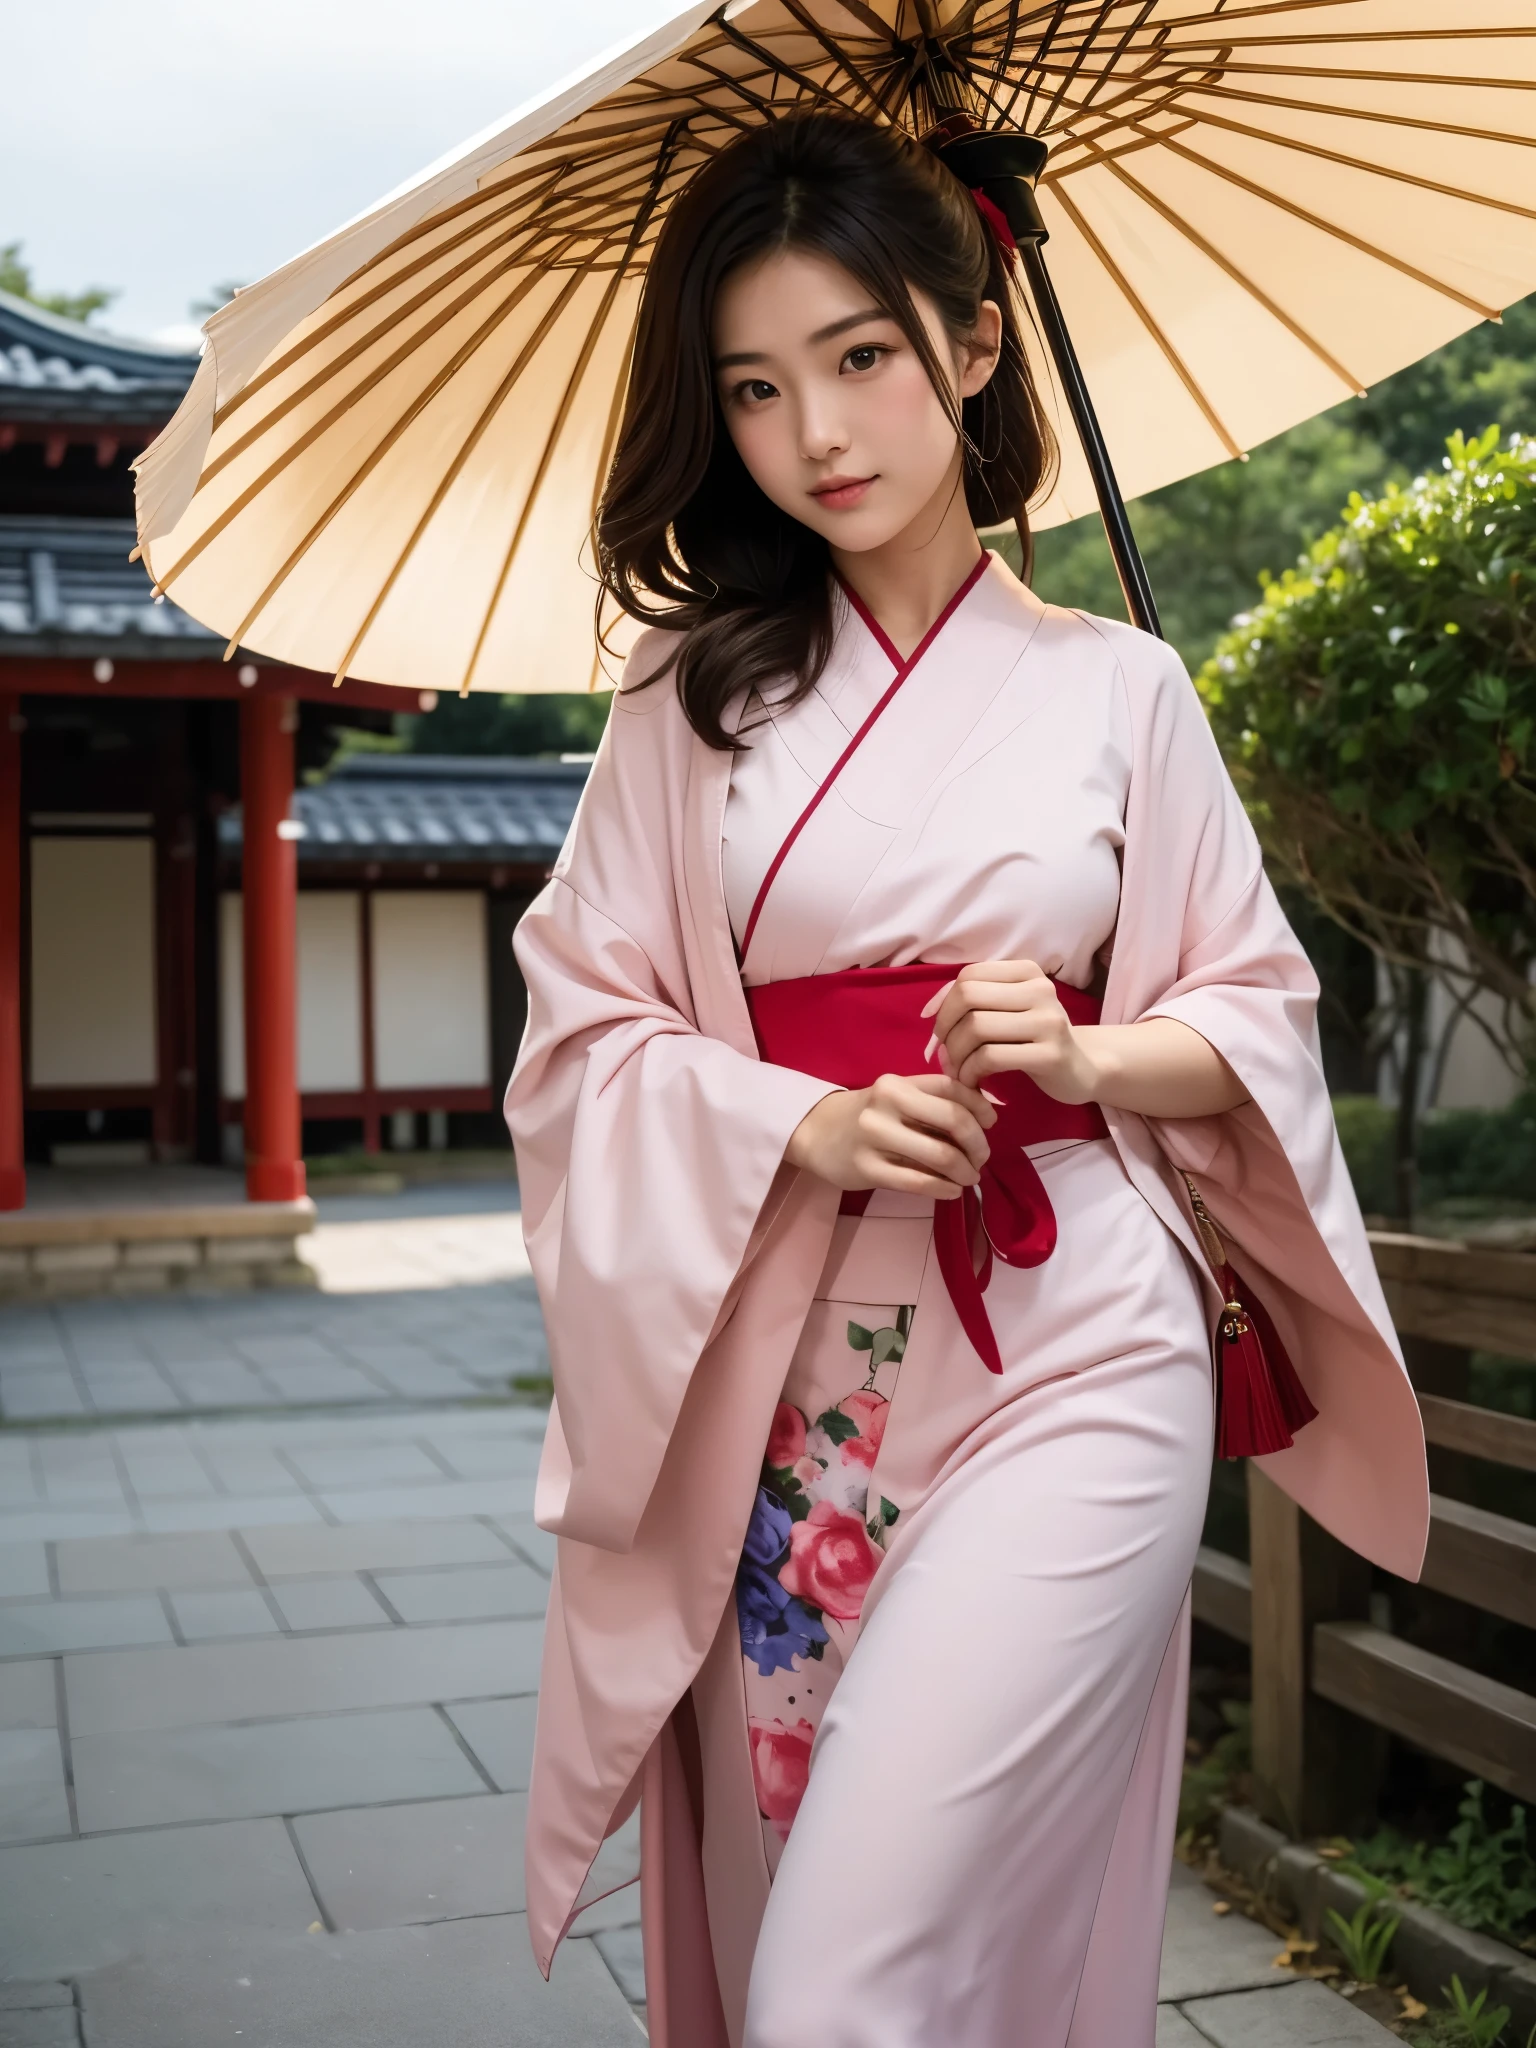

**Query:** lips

left=811, top=475, right=875, bottom=511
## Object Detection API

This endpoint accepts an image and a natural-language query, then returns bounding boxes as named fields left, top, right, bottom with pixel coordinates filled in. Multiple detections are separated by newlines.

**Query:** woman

left=506, top=113, right=1427, bottom=2048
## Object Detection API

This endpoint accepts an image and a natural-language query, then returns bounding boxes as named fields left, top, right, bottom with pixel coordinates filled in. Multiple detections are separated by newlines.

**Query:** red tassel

left=1213, top=1263, right=1318, bottom=1459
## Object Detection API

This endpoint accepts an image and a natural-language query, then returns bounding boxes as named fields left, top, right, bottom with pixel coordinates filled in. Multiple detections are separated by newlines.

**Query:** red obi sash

left=747, top=962, right=1108, bottom=1375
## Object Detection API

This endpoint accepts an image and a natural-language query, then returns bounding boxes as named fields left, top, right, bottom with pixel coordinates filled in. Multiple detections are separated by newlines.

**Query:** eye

left=730, top=377, right=779, bottom=407
left=842, top=343, right=887, bottom=374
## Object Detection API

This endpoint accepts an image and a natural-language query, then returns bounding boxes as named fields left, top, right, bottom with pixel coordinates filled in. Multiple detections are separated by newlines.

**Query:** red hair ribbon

left=970, top=187, right=1018, bottom=259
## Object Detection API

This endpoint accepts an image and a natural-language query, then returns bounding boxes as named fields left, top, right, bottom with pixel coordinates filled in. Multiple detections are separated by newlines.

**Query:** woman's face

left=711, top=247, right=1002, bottom=556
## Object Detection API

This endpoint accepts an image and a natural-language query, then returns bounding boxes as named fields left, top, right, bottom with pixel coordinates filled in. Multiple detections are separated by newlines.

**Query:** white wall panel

left=31, top=837, right=156, bottom=1087
left=220, top=891, right=364, bottom=1098
left=373, top=892, right=488, bottom=1089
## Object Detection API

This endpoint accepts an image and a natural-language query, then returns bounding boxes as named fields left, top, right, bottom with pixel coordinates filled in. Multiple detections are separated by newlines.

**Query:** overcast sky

left=5, top=0, right=661, bottom=346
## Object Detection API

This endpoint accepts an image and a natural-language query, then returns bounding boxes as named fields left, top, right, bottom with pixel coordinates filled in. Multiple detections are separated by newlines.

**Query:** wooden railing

left=1192, top=1231, right=1536, bottom=1836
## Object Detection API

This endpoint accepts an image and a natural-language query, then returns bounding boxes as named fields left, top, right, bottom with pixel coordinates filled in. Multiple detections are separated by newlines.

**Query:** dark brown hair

left=594, top=112, right=1056, bottom=750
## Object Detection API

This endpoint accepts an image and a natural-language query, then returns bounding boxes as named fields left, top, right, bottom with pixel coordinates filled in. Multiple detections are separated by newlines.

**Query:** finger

left=880, top=1075, right=996, bottom=1148
left=940, top=1010, right=1065, bottom=1076
left=931, top=967, right=1052, bottom=1043
left=862, top=1110, right=981, bottom=1185
left=884, top=1072, right=997, bottom=1127
left=859, top=1160, right=970, bottom=1201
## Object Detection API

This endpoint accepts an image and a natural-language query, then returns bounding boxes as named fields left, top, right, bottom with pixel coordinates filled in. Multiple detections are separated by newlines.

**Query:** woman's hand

left=785, top=1073, right=996, bottom=1199
left=925, top=960, right=1099, bottom=1102
left=926, top=959, right=1250, bottom=1119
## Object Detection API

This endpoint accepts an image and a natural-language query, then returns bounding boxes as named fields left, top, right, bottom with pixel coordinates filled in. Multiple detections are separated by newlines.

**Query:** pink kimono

left=505, top=553, right=1429, bottom=2048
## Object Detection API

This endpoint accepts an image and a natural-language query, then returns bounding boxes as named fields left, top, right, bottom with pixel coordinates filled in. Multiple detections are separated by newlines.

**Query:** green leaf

left=814, top=1408, right=860, bottom=1446
left=879, top=1496, right=900, bottom=1525
left=845, top=1322, right=874, bottom=1352
left=1391, top=682, right=1429, bottom=711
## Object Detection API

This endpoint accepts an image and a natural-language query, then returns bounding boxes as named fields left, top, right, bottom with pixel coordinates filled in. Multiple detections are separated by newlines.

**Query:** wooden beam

left=1372, top=1232, right=1536, bottom=1363
left=1312, top=1620, right=1536, bottom=1805
left=1419, top=1392, right=1536, bottom=1473
left=1248, top=1466, right=1383, bottom=1837
left=1418, top=1492, right=1536, bottom=1631
left=1192, top=1545, right=1252, bottom=1644
left=0, top=658, right=421, bottom=715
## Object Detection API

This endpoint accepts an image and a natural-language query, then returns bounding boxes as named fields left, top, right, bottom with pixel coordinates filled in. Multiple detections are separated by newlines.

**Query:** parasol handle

left=1010, top=230, right=1163, bottom=639
left=927, top=126, right=1163, bottom=639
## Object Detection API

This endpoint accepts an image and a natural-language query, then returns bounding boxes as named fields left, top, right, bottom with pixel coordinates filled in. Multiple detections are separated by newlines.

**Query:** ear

left=959, top=299, right=1004, bottom=399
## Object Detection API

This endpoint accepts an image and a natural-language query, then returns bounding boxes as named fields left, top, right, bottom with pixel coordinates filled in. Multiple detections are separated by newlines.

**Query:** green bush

left=1201, top=428, right=1536, bottom=1047
left=1333, top=1087, right=1536, bottom=1218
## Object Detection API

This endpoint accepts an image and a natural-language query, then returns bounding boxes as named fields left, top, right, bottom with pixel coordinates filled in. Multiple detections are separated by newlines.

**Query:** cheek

left=724, top=407, right=798, bottom=507
left=857, top=358, right=957, bottom=467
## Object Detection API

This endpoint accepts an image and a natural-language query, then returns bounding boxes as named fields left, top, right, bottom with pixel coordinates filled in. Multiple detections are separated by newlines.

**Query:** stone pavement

left=0, top=1184, right=1396, bottom=2045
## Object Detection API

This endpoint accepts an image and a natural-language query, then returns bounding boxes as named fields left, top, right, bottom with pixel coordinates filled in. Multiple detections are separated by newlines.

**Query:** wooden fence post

left=1248, top=1464, right=1386, bottom=1837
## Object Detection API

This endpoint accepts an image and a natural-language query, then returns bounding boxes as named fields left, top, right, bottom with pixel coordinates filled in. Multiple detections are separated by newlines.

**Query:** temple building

left=0, top=289, right=580, bottom=1293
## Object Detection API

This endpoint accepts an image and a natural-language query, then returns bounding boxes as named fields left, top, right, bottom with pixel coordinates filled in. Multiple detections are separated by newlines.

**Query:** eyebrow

left=714, top=306, right=893, bottom=370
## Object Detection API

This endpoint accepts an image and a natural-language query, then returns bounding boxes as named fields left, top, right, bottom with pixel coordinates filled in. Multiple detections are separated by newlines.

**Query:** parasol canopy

left=135, top=0, right=1536, bottom=693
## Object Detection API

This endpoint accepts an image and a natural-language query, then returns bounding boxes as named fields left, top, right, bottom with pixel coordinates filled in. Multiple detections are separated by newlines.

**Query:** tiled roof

left=0, top=516, right=218, bottom=656
left=0, top=290, right=199, bottom=426
left=221, top=754, right=591, bottom=867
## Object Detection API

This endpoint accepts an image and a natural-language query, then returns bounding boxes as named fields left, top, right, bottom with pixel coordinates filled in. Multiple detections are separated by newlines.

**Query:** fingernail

left=981, top=1089, right=1004, bottom=1107
left=922, top=1033, right=938, bottom=1064
left=918, top=980, right=956, bottom=1019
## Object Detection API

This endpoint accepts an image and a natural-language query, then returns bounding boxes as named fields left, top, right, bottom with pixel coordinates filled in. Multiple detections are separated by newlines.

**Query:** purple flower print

left=743, top=1485, right=793, bottom=1570
left=736, top=1487, right=828, bottom=1675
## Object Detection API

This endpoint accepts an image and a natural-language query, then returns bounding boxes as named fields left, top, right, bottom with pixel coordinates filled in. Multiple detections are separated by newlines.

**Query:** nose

left=797, top=391, right=850, bottom=465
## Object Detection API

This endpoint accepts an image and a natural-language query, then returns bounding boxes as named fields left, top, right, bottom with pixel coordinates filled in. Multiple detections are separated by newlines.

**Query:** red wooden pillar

left=0, top=698, right=24, bottom=1209
left=240, top=695, right=305, bottom=1203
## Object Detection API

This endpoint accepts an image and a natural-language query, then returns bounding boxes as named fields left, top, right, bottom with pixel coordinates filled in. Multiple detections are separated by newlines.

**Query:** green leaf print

left=880, top=1497, right=899, bottom=1525
left=814, top=1407, right=861, bottom=1447
left=846, top=1322, right=874, bottom=1351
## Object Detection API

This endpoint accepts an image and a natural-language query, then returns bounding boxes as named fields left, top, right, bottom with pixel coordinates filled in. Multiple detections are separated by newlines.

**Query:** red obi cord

left=746, top=962, right=1107, bottom=1375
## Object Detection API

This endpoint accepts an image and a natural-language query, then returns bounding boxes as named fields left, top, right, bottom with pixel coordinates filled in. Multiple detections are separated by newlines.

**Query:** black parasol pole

left=929, top=123, right=1163, bottom=640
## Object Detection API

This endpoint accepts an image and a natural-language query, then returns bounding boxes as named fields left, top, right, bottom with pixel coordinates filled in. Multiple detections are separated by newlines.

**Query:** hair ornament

left=969, top=188, right=1018, bottom=262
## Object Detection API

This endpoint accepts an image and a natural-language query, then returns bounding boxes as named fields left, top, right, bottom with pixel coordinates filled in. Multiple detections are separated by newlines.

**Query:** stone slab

left=1159, top=2010, right=1215, bottom=2047
left=0, top=1730, right=70, bottom=1843
left=495, top=1521, right=556, bottom=1577
left=320, top=1479, right=537, bottom=1525
left=373, top=1562, right=547, bottom=1625
left=0, top=1598, right=172, bottom=1659
left=54, top=1531, right=253, bottom=1597
left=267, top=1577, right=390, bottom=1633
left=77, top=1915, right=638, bottom=2048
left=286, top=1445, right=447, bottom=1488
left=0, top=2007, right=78, bottom=2045
left=294, top=1792, right=526, bottom=1929
left=136, top=1496, right=324, bottom=1535
left=590, top=1925, right=646, bottom=2007
left=71, top=1707, right=486, bottom=1832
left=0, top=1818, right=318, bottom=1978
left=167, top=1589, right=280, bottom=1641
left=246, top=1518, right=511, bottom=1578
left=443, top=1696, right=539, bottom=1793
left=0, top=1550, right=49, bottom=1601
left=0, top=1988, right=71, bottom=2010
left=1179, top=1981, right=1400, bottom=2045
left=1159, top=1864, right=1294, bottom=2003
left=0, top=1663, right=57, bottom=1729
left=64, top=1618, right=544, bottom=1736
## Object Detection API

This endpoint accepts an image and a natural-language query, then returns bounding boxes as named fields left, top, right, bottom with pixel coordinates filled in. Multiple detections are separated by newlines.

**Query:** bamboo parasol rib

left=134, top=0, right=1536, bottom=694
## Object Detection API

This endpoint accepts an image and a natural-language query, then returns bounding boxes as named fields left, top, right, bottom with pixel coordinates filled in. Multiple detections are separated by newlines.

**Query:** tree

left=398, top=690, right=610, bottom=757
left=1030, top=295, right=1536, bottom=677
left=0, top=242, right=116, bottom=325
left=1199, top=428, right=1536, bottom=1211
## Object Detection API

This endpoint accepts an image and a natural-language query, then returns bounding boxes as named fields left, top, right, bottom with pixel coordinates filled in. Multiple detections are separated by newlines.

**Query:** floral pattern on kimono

left=735, top=1303, right=911, bottom=1867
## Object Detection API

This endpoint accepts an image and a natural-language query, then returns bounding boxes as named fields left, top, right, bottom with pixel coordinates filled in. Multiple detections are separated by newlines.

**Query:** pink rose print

left=765, top=1401, right=806, bottom=1469
left=791, top=1454, right=823, bottom=1493
left=836, top=1390, right=888, bottom=1469
left=748, top=1715, right=815, bottom=1840
left=779, top=1501, right=883, bottom=1621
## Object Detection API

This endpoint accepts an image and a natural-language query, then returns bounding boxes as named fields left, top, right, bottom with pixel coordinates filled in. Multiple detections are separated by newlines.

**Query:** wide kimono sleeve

left=505, top=636, right=837, bottom=1555
left=1092, top=617, right=1429, bottom=1581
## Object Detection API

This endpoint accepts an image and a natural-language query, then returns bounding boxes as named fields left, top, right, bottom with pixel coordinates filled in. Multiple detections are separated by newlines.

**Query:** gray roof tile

left=221, top=755, right=590, bottom=868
